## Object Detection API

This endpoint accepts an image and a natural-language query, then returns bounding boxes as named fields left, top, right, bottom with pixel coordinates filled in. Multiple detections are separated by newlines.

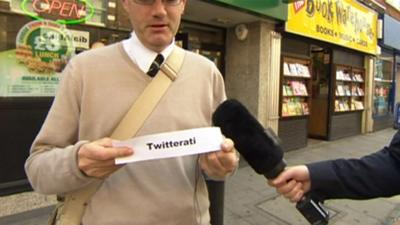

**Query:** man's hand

left=199, top=138, right=239, bottom=180
left=268, top=165, right=311, bottom=202
left=78, top=138, right=134, bottom=178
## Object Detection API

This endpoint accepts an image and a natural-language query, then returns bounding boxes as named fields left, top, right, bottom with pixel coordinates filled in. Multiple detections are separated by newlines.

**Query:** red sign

left=32, top=0, right=86, bottom=20
left=293, top=0, right=305, bottom=14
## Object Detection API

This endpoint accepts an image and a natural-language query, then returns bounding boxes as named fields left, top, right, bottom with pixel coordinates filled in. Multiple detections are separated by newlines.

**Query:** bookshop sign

left=286, top=0, right=378, bottom=55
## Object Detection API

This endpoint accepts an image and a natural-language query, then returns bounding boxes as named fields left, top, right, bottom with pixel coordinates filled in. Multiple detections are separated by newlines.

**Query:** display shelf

left=280, top=56, right=312, bottom=118
left=333, top=65, right=365, bottom=113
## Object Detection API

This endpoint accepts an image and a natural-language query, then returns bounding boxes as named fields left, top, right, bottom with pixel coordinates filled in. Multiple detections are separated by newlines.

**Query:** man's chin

left=149, top=39, right=173, bottom=49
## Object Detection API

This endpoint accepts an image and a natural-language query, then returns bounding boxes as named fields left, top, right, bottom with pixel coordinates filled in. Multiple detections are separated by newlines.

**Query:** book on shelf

left=282, top=103, right=289, bottom=116
left=351, top=86, right=358, bottom=96
left=300, top=82, right=308, bottom=95
left=283, top=62, right=291, bottom=75
left=351, top=102, right=355, bottom=110
left=353, top=73, right=364, bottom=82
left=301, top=102, right=309, bottom=115
left=286, top=85, right=293, bottom=96
left=337, top=100, right=350, bottom=111
left=344, top=85, right=351, bottom=96
left=335, top=100, right=340, bottom=112
left=357, top=87, right=364, bottom=96
left=344, top=72, right=352, bottom=81
left=295, top=63, right=309, bottom=77
left=290, top=81, right=308, bottom=96
left=355, top=101, right=364, bottom=110
left=336, top=85, right=345, bottom=96
left=302, top=65, right=311, bottom=77
left=288, top=64, right=299, bottom=76
left=338, top=101, right=345, bottom=111
left=336, top=70, right=344, bottom=80
left=287, top=102, right=297, bottom=116
left=284, top=62, right=311, bottom=78
left=282, top=85, right=287, bottom=96
left=283, top=98, right=308, bottom=116
left=343, top=101, right=350, bottom=111
left=352, top=100, right=364, bottom=110
left=295, top=102, right=303, bottom=115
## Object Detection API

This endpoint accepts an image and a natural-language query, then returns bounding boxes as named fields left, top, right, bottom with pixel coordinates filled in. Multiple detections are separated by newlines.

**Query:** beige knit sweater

left=25, top=43, right=226, bottom=225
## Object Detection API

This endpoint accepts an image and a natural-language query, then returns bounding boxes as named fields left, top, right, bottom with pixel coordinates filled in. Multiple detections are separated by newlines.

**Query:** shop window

left=373, top=56, right=394, bottom=117
left=85, top=1, right=107, bottom=26
left=179, top=22, right=225, bottom=72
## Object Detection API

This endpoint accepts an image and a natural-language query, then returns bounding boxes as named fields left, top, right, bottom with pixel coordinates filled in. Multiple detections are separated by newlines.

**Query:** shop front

left=0, top=0, right=289, bottom=198
left=0, top=0, right=134, bottom=195
left=279, top=0, right=378, bottom=151
left=373, top=13, right=400, bottom=131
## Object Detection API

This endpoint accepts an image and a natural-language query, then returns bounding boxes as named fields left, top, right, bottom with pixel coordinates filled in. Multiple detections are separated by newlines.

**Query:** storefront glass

left=373, top=55, right=394, bottom=117
left=179, top=22, right=225, bottom=72
left=0, top=0, right=127, bottom=97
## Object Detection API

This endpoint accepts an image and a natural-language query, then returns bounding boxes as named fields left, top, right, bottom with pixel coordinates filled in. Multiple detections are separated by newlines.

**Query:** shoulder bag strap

left=55, top=46, right=186, bottom=225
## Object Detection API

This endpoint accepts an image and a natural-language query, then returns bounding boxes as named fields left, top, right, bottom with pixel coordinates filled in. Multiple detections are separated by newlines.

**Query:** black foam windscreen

left=212, top=99, right=284, bottom=176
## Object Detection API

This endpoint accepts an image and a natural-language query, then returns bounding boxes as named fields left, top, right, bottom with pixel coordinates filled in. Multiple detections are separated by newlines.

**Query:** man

left=25, top=0, right=239, bottom=224
left=269, top=130, right=400, bottom=202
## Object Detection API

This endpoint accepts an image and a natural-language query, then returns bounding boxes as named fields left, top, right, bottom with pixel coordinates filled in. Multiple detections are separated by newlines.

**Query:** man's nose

left=151, top=0, right=168, bottom=16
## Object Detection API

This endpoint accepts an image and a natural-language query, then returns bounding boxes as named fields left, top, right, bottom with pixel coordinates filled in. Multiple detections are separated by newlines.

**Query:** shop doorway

left=308, top=45, right=331, bottom=140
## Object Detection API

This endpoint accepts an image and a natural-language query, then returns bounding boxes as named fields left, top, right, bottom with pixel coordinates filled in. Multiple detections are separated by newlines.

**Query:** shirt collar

left=122, top=32, right=175, bottom=73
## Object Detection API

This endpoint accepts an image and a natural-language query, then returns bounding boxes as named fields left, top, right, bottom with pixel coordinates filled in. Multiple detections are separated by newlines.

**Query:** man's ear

left=181, top=0, right=187, bottom=14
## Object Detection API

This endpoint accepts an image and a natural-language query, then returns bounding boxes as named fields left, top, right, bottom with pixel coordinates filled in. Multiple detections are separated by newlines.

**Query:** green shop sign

left=214, top=0, right=288, bottom=21
left=21, top=0, right=94, bottom=25
left=16, top=20, right=74, bottom=74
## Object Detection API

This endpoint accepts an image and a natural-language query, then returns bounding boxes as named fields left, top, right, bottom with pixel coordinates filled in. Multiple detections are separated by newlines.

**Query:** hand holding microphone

left=212, top=99, right=329, bottom=225
left=269, top=165, right=311, bottom=203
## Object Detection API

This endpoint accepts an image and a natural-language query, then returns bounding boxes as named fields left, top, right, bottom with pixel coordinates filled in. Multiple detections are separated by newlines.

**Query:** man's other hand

left=78, top=138, right=133, bottom=178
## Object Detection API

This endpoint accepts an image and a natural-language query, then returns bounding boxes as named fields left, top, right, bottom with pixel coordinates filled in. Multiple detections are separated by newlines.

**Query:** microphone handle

left=260, top=159, right=329, bottom=224
left=296, top=194, right=329, bottom=225
left=262, top=128, right=329, bottom=225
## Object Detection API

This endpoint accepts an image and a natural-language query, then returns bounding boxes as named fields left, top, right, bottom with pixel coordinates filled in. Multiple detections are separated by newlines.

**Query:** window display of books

left=283, top=81, right=308, bottom=96
left=334, top=65, right=365, bottom=113
left=351, top=86, right=364, bottom=96
left=283, top=62, right=311, bottom=78
left=335, top=99, right=351, bottom=112
left=336, top=70, right=352, bottom=81
left=351, top=99, right=364, bottom=110
left=281, top=57, right=312, bottom=118
left=352, top=73, right=364, bottom=82
left=336, top=85, right=351, bottom=96
left=282, top=98, right=309, bottom=117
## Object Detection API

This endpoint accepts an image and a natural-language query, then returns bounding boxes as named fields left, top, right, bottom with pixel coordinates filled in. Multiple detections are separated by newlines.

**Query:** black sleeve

left=306, top=130, right=400, bottom=200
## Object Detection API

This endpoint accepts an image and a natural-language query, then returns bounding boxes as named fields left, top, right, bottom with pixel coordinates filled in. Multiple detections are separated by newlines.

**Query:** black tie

left=146, top=54, right=164, bottom=77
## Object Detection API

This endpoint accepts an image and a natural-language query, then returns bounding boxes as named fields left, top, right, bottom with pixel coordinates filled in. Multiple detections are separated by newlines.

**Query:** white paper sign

left=114, top=127, right=223, bottom=164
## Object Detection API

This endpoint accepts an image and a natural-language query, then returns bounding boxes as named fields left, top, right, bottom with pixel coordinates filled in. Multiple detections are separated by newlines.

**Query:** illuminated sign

left=286, top=0, right=378, bottom=55
left=21, top=0, right=95, bottom=25
left=16, top=20, right=74, bottom=74
left=0, top=20, right=75, bottom=97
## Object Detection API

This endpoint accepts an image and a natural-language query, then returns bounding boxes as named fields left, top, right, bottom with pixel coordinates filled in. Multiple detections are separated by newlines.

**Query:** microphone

left=212, top=99, right=329, bottom=225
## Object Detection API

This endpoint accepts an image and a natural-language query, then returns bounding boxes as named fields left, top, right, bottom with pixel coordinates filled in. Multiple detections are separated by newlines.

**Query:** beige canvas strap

left=110, top=47, right=184, bottom=139
left=54, top=47, right=185, bottom=225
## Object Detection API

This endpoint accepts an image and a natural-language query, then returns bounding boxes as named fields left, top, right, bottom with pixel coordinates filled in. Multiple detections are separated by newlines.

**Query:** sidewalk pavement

left=224, top=128, right=400, bottom=225
left=0, top=128, right=399, bottom=225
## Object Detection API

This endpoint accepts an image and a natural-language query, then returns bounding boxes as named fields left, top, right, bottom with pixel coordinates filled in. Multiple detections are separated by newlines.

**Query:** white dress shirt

left=122, top=32, right=175, bottom=74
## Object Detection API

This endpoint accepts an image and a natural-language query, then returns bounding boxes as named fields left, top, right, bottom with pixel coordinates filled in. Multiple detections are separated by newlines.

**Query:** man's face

left=123, top=0, right=186, bottom=52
